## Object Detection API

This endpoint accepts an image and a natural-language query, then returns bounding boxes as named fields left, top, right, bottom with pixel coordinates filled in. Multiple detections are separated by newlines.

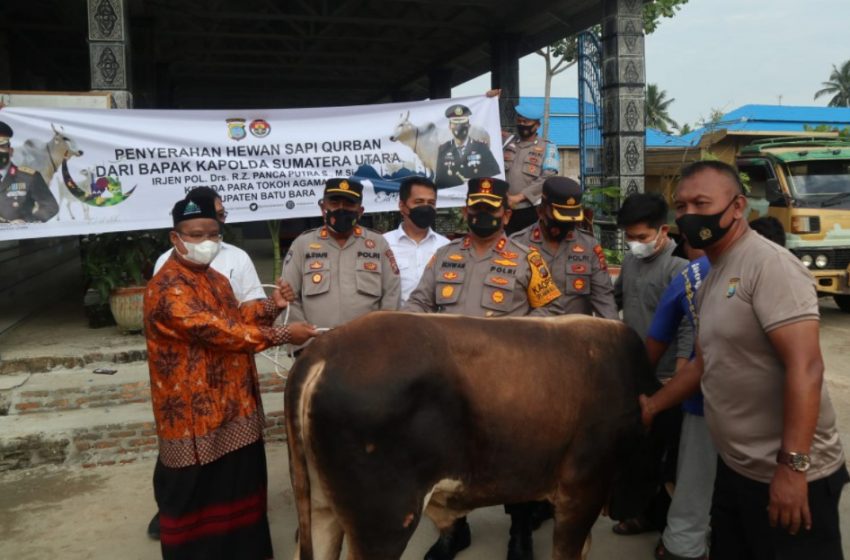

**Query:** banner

left=0, top=95, right=503, bottom=241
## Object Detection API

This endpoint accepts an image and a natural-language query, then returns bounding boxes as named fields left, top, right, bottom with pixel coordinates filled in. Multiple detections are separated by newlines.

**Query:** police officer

left=404, top=177, right=561, bottom=560
left=280, top=178, right=401, bottom=332
left=511, top=176, right=618, bottom=319
left=434, top=104, right=501, bottom=188
left=503, top=102, right=560, bottom=234
left=0, top=121, right=59, bottom=223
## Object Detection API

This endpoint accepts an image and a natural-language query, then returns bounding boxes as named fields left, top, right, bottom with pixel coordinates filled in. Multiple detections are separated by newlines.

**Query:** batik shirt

left=144, top=256, right=287, bottom=468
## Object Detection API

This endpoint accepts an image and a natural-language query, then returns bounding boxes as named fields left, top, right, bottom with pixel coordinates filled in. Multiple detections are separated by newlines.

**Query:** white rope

left=258, top=283, right=291, bottom=380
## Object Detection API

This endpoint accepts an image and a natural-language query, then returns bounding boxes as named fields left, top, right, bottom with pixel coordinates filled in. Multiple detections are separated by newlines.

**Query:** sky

left=452, top=0, right=850, bottom=129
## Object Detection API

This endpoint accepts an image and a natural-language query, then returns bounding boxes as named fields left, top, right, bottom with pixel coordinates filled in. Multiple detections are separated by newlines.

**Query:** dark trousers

left=711, top=458, right=848, bottom=560
left=505, top=206, right=538, bottom=235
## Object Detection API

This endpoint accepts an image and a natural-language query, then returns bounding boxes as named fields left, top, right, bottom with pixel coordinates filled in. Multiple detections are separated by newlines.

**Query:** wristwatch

left=776, top=450, right=811, bottom=472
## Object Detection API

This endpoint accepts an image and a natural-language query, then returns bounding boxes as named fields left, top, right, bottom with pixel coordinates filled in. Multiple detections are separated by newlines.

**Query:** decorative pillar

left=428, top=67, right=453, bottom=100
left=601, top=0, right=645, bottom=198
left=88, top=0, right=133, bottom=108
left=490, top=34, right=520, bottom=132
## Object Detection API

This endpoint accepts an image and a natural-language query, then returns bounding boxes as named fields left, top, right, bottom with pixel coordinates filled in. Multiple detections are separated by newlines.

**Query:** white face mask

left=627, top=232, right=660, bottom=260
left=178, top=237, right=221, bottom=266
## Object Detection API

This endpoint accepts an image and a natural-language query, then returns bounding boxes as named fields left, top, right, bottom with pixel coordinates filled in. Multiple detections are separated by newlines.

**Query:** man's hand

left=288, top=322, right=319, bottom=346
left=638, top=394, right=655, bottom=429
left=275, top=278, right=296, bottom=303
left=485, top=89, right=501, bottom=98
left=508, top=193, right=525, bottom=208
left=271, top=288, right=289, bottom=309
left=768, top=465, right=811, bottom=535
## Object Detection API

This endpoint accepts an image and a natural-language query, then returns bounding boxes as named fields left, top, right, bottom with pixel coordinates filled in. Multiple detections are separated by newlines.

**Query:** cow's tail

left=285, top=356, right=320, bottom=560
left=606, top=325, right=676, bottom=521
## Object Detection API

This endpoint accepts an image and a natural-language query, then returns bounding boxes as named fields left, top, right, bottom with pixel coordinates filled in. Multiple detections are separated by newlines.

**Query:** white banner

left=0, top=95, right=503, bottom=241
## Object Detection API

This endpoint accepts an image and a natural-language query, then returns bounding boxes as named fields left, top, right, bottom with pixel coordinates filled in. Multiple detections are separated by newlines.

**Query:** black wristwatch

left=776, top=450, right=811, bottom=473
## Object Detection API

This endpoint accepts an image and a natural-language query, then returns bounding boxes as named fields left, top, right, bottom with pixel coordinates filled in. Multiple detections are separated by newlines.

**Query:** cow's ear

left=427, top=123, right=436, bottom=131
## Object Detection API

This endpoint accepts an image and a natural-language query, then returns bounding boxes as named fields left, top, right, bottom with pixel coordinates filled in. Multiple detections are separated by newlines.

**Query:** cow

left=285, top=312, right=669, bottom=560
left=15, top=124, right=86, bottom=220
left=389, top=112, right=491, bottom=176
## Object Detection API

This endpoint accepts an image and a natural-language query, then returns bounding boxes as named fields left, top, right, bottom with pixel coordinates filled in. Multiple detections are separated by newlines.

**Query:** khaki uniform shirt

left=697, top=230, right=844, bottom=483
left=281, top=226, right=401, bottom=328
left=511, top=223, right=618, bottom=319
left=404, top=235, right=561, bottom=317
left=503, top=136, right=560, bottom=208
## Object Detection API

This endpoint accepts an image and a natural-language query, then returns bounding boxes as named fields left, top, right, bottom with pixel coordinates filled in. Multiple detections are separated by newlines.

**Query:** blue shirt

left=647, top=256, right=711, bottom=415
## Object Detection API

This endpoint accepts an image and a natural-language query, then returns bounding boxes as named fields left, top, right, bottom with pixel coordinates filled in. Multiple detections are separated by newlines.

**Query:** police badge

left=226, top=118, right=247, bottom=141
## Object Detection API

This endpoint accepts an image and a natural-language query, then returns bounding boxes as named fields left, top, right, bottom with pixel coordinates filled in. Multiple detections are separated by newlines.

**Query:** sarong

left=154, top=440, right=273, bottom=560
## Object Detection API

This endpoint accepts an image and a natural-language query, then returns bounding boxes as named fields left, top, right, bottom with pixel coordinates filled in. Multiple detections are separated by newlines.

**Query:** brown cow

left=285, top=312, right=665, bottom=560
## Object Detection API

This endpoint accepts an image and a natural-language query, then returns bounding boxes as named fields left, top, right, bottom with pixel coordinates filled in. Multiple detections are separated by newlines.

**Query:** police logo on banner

left=226, top=118, right=247, bottom=141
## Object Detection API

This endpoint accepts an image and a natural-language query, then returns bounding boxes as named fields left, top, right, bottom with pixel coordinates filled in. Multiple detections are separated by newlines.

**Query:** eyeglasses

left=178, top=232, right=223, bottom=242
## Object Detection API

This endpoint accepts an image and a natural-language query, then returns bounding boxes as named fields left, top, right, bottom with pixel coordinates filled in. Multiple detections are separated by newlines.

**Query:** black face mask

left=516, top=124, right=537, bottom=139
left=325, top=208, right=359, bottom=235
left=543, top=217, right=575, bottom=242
left=408, top=205, right=436, bottom=229
left=467, top=211, right=502, bottom=238
left=0, top=153, right=9, bottom=168
left=452, top=124, right=470, bottom=141
left=675, top=197, right=739, bottom=249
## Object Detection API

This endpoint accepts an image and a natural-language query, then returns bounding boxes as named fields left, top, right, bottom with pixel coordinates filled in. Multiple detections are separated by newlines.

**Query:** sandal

left=654, top=539, right=707, bottom=560
left=611, top=515, right=655, bottom=535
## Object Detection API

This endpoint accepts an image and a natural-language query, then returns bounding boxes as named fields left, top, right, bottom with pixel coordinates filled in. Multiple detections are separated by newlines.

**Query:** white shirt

left=153, top=241, right=266, bottom=303
left=384, top=223, right=450, bottom=302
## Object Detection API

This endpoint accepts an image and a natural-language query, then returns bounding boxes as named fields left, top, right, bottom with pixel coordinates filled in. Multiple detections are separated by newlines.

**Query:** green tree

left=814, top=60, right=850, bottom=107
left=678, top=122, right=692, bottom=135
left=536, top=0, right=688, bottom=137
left=646, top=83, right=678, bottom=133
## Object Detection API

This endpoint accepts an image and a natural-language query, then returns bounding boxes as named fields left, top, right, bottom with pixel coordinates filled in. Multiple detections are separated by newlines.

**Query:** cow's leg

left=550, top=476, right=609, bottom=560
left=293, top=503, right=344, bottom=560
left=422, top=486, right=471, bottom=560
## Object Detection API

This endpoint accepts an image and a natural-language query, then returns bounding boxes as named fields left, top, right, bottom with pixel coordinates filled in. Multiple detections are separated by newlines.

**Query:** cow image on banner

left=0, top=96, right=504, bottom=242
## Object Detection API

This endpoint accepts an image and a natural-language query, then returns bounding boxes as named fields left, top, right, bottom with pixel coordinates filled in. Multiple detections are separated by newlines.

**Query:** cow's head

left=50, top=123, right=84, bottom=161
left=389, top=111, right=414, bottom=143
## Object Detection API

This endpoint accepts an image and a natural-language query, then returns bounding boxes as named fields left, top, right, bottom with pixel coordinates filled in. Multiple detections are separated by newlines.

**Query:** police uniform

left=404, top=178, right=560, bottom=317
left=511, top=178, right=617, bottom=319
left=0, top=122, right=59, bottom=223
left=504, top=103, right=560, bottom=234
left=280, top=179, right=401, bottom=329
left=434, top=104, right=501, bottom=189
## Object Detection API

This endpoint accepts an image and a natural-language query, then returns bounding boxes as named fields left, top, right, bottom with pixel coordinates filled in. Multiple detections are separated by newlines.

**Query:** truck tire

left=834, top=295, right=850, bottom=313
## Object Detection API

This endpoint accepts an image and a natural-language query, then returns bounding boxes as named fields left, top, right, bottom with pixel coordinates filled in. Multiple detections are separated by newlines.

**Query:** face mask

left=627, top=231, right=660, bottom=260
left=326, top=208, right=358, bottom=235
left=0, top=153, right=9, bottom=167
left=467, top=211, right=502, bottom=238
left=516, top=124, right=537, bottom=139
left=543, top=217, right=574, bottom=242
left=675, top=197, right=739, bottom=249
left=178, top=237, right=221, bottom=266
left=408, top=205, right=436, bottom=229
left=452, top=124, right=470, bottom=141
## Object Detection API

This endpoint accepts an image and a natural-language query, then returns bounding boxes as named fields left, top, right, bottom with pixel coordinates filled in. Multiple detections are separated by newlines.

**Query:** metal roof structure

left=0, top=0, right=605, bottom=109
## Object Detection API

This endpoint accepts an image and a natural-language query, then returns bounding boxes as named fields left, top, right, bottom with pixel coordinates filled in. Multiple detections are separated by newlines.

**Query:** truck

left=646, top=132, right=850, bottom=312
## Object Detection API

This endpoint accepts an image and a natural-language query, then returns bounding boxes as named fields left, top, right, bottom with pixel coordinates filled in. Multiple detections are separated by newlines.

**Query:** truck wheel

left=834, top=295, right=850, bottom=313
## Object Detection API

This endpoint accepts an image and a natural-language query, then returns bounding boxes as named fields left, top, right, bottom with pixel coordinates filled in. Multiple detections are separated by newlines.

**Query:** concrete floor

left=2, top=299, right=850, bottom=559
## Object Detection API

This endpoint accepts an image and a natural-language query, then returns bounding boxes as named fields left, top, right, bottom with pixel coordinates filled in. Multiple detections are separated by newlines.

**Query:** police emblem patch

left=365, top=239, right=376, bottom=249
left=339, top=180, right=350, bottom=191
left=492, top=290, right=505, bottom=303
left=480, top=179, right=492, bottom=194
left=441, top=285, right=454, bottom=298
left=226, top=118, right=247, bottom=141
left=364, top=262, right=378, bottom=271
left=249, top=119, right=271, bottom=138
left=312, top=273, right=323, bottom=284
left=573, top=278, right=586, bottom=291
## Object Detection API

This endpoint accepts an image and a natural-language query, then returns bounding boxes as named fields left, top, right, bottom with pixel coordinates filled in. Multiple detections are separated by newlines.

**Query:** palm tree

left=646, top=84, right=678, bottom=133
left=814, top=60, right=850, bottom=107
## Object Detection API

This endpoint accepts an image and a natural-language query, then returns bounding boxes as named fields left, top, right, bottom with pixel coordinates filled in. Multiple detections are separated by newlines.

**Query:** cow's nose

left=389, top=136, right=396, bottom=141
left=78, top=151, right=84, bottom=156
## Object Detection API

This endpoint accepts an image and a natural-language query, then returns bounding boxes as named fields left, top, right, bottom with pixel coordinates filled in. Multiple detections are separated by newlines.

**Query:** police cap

left=467, top=177, right=508, bottom=208
left=514, top=101, right=543, bottom=121
left=324, top=178, right=363, bottom=202
left=542, top=176, right=584, bottom=222
left=0, top=121, right=12, bottom=149
left=445, top=104, right=472, bottom=123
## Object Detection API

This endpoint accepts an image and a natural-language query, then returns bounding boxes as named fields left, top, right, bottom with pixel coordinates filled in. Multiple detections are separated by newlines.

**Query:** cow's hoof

left=147, top=513, right=160, bottom=541
left=424, top=519, right=471, bottom=560
left=506, top=530, right=533, bottom=560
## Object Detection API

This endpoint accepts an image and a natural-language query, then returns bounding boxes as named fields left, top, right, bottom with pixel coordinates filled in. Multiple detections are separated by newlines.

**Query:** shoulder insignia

left=319, top=227, right=329, bottom=239
left=385, top=249, right=399, bottom=275
left=532, top=226, right=542, bottom=242
left=462, top=236, right=472, bottom=249
left=354, top=226, right=363, bottom=237
left=448, top=253, right=464, bottom=261
left=16, top=165, right=36, bottom=174
left=495, top=237, right=507, bottom=252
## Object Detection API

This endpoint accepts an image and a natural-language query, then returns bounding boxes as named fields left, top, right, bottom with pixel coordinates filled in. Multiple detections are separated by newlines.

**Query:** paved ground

left=2, top=298, right=850, bottom=559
